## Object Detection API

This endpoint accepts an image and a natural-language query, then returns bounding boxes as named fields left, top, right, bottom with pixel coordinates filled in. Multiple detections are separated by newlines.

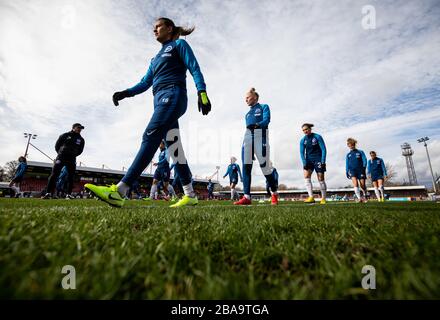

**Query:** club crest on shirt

left=164, top=45, right=173, bottom=53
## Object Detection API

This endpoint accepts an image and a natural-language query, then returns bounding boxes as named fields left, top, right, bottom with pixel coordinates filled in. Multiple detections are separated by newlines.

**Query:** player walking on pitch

left=234, top=88, right=278, bottom=206
left=300, top=123, right=327, bottom=204
left=9, top=156, right=28, bottom=198
left=223, top=157, right=242, bottom=200
left=345, top=138, right=368, bottom=202
left=144, top=140, right=176, bottom=201
left=42, top=123, right=85, bottom=200
left=85, top=17, right=211, bottom=208
left=367, top=151, right=388, bottom=202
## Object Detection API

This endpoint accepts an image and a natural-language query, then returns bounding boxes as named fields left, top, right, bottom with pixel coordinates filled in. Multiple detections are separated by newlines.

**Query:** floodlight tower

left=23, top=133, right=37, bottom=158
left=417, top=137, right=437, bottom=193
left=401, top=143, right=417, bottom=185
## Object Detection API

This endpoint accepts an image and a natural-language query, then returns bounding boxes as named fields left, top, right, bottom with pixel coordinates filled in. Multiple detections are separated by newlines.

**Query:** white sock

left=244, top=194, right=251, bottom=200
left=150, top=184, right=157, bottom=199
left=230, top=188, right=235, bottom=200
left=319, top=181, right=327, bottom=199
left=168, top=185, right=176, bottom=197
left=117, top=181, right=130, bottom=197
left=183, top=183, right=195, bottom=198
left=305, top=178, right=313, bottom=197
left=354, top=187, right=361, bottom=200
left=379, top=186, right=385, bottom=198
left=374, top=187, right=381, bottom=200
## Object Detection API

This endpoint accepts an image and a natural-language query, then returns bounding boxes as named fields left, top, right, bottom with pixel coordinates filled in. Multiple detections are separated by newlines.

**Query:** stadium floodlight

left=23, top=133, right=37, bottom=158
left=417, top=136, right=437, bottom=193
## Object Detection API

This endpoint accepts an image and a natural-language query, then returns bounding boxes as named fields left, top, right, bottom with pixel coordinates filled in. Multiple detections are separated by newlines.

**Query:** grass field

left=0, top=198, right=439, bottom=299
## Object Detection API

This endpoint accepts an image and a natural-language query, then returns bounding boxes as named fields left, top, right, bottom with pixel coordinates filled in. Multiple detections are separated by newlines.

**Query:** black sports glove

left=321, top=163, right=326, bottom=171
left=303, top=164, right=308, bottom=170
left=112, top=90, right=132, bottom=106
left=198, top=90, right=211, bottom=115
left=247, top=124, right=259, bottom=130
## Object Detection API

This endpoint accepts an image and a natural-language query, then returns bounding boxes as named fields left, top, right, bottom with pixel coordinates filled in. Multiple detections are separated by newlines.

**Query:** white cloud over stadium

left=1, top=0, right=439, bottom=188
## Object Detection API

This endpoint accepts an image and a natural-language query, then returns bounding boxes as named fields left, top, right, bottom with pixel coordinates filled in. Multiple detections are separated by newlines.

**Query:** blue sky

left=0, top=0, right=439, bottom=188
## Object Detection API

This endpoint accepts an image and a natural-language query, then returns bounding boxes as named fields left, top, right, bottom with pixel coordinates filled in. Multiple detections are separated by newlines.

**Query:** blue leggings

left=122, top=85, right=192, bottom=186
left=241, top=128, right=278, bottom=195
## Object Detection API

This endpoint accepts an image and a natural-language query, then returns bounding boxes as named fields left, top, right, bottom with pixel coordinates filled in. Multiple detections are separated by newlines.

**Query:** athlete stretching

left=85, top=17, right=211, bottom=207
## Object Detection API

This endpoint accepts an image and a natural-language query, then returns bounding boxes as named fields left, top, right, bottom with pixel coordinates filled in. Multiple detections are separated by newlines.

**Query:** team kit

left=29, top=17, right=387, bottom=208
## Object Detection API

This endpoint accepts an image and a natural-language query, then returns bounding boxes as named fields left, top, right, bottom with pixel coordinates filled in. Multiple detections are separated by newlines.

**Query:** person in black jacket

left=42, top=123, right=85, bottom=199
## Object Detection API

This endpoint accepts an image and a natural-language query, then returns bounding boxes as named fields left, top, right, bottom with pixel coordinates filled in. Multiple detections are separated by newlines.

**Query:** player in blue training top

left=345, top=138, right=368, bottom=202
left=55, top=166, right=69, bottom=198
left=85, top=17, right=211, bottom=208
left=9, top=156, right=27, bottom=198
left=223, top=156, right=242, bottom=200
left=144, top=140, right=177, bottom=201
left=367, top=151, right=388, bottom=202
left=299, top=123, right=328, bottom=204
left=207, top=179, right=214, bottom=200
left=170, top=162, right=182, bottom=195
left=235, top=88, right=279, bottom=206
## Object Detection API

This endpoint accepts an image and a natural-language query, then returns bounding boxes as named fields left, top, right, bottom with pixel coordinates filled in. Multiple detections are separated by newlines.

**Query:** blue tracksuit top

left=207, top=181, right=214, bottom=191
left=156, top=148, right=170, bottom=170
left=299, top=133, right=327, bottom=164
left=127, top=39, right=206, bottom=96
left=245, top=103, right=270, bottom=129
left=367, top=157, right=387, bottom=176
left=14, top=162, right=27, bottom=179
left=346, top=149, right=367, bottom=174
left=223, top=163, right=243, bottom=181
left=56, top=166, right=68, bottom=189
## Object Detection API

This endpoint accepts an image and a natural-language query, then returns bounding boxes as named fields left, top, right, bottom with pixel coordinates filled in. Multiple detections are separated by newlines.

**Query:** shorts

left=348, top=168, right=366, bottom=180
left=230, top=177, right=238, bottom=185
left=304, top=160, right=326, bottom=173
left=153, top=167, right=170, bottom=182
left=11, top=176, right=23, bottom=184
left=371, top=174, right=384, bottom=182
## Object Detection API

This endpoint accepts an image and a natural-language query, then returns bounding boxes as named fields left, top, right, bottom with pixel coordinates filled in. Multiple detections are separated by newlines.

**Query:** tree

left=384, top=162, right=396, bottom=186
left=278, top=184, right=288, bottom=190
left=0, top=166, right=6, bottom=181
left=3, top=160, right=18, bottom=181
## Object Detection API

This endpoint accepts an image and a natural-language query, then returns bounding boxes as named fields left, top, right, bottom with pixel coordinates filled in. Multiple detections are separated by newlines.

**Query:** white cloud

left=1, top=0, right=439, bottom=189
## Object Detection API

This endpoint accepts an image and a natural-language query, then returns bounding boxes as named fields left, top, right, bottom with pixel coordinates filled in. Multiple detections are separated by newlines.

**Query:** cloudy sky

left=1, top=0, right=439, bottom=189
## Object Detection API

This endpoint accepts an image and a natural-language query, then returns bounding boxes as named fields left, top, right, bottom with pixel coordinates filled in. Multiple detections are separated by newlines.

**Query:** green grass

left=0, top=198, right=439, bottom=299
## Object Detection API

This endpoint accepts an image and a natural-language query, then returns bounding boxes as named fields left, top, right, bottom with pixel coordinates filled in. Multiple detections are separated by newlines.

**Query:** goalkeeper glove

left=113, top=90, right=132, bottom=106
left=198, top=90, right=211, bottom=115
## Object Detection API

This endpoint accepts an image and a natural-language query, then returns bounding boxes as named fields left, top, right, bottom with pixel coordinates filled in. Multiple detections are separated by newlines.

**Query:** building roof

left=26, top=161, right=218, bottom=183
